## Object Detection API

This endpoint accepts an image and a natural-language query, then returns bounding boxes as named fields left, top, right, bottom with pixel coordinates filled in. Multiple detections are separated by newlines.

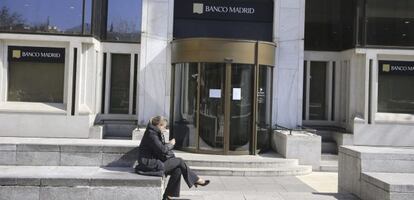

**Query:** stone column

left=273, top=0, right=306, bottom=128
left=138, top=0, right=173, bottom=124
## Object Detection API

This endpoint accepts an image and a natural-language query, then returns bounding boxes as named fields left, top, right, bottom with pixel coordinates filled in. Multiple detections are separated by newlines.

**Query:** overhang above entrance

left=172, top=38, right=276, bottom=66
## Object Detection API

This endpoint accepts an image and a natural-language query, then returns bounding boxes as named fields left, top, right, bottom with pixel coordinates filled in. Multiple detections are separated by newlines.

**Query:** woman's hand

left=169, top=138, right=176, bottom=146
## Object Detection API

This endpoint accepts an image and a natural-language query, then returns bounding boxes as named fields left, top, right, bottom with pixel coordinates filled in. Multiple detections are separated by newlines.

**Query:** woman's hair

left=150, top=116, right=168, bottom=127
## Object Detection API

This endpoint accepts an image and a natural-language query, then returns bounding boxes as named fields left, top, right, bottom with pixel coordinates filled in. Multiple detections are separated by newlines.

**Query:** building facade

left=0, top=0, right=413, bottom=154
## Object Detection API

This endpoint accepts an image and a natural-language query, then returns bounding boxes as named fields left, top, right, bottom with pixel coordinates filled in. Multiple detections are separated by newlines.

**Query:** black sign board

left=379, top=60, right=414, bottom=76
left=8, top=46, right=65, bottom=63
left=174, top=0, right=274, bottom=41
left=175, top=0, right=273, bottom=22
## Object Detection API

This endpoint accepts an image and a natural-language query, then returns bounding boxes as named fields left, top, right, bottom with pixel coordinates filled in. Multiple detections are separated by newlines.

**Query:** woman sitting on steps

left=136, top=116, right=210, bottom=200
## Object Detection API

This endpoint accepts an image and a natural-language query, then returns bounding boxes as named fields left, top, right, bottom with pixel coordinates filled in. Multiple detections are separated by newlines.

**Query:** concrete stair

left=361, top=172, right=414, bottom=200
left=95, top=115, right=138, bottom=140
left=175, top=151, right=312, bottom=176
left=0, top=137, right=313, bottom=200
left=0, top=166, right=163, bottom=200
left=190, top=165, right=312, bottom=176
left=0, top=137, right=162, bottom=200
left=339, top=146, right=414, bottom=200
left=322, top=141, right=338, bottom=154
left=318, top=154, right=338, bottom=172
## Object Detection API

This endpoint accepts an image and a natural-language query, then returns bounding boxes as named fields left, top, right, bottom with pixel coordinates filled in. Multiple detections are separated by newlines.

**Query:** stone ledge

left=339, top=146, right=414, bottom=160
left=0, top=186, right=163, bottom=200
left=0, top=138, right=141, bottom=167
left=362, top=172, right=414, bottom=193
left=0, top=166, right=162, bottom=187
left=271, top=130, right=321, bottom=169
left=339, top=146, right=414, bottom=199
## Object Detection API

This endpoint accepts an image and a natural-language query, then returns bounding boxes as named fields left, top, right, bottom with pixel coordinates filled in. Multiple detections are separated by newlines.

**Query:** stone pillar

left=138, top=0, right=173, bottom=125
left=272, top=0, right=306, bottom=128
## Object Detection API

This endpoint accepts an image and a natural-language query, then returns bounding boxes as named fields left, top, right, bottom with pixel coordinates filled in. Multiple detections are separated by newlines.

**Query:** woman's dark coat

left=136, top=123, right=174, bottom=176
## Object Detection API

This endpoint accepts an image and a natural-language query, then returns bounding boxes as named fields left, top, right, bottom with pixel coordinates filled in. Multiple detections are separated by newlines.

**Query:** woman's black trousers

left=163, top=157, right=199, bottom=197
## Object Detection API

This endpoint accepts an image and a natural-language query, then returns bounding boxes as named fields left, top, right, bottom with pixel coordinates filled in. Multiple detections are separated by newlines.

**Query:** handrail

left=273, top=124, right=318, bottom=135
left=297, top=125, right=317, bottom=134
left=273, top=124, right=293, bottom=135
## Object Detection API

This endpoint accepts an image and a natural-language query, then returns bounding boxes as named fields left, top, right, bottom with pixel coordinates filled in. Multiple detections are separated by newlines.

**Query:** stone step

left=361, top=172, right=414, bottom=200
left=0, top=138, right=312, bottom=177
left=175, top=151, right=299, bottom=168
left=318, top=154, right=338, bottom=172
left=0, top=166, right=163, bottom=200
left=322, top=142, right=338, bottom=154
left=321, top=153, right=338, bottom=160
left=104, top=123, right=137, bottom=138
left=190, top=165, right=312, bottom=176
left=0, top=137, right=140, bottom=167
left=185, top=159, right=299, bottom=168
left=318, top=160, right=338, bottom=172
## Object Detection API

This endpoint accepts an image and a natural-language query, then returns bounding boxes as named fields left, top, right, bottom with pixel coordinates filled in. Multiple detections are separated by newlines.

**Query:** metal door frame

left=171, top=38, right=276, bottom=155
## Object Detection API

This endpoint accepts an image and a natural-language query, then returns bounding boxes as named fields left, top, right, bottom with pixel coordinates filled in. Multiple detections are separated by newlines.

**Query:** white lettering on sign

left=21, top=51, right=61, bottom=58
left=229, top=7, right=255, bottom=14
left=391, top=66, right=414, bottom=71
left=200, top=4, right=255, bottom=14
left=41, top=52, right=61, bottom=58
left=205, top=6, right=228, bottom=13
left=22, top=52, right=40, bottom=57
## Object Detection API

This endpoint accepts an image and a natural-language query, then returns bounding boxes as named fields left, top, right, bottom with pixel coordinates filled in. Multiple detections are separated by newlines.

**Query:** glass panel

left=8, top=62, right=64, bottom=103
left=366, top=0, right=414, bottom=46
left=257, top=66, right=273, bottom=151
left=92, top=0, right=104, bottom=39
left=0, top=0, right=86, bottom=34
left=305, top=0, right=357, bottom=50
left=106, top=0, right=142, bottom=42
left=199, top=63, right=225, bottom=151
left=303, top=61, right=307, bottom=120
left=172, top=63, right=198, bottom=149
left=109, top=54, right=131, bottom=114
left=84, top=0, right=92, bottom=34
left=229, top=64, right=253, bottom=151
left=378, top=74, right=414, bottom=113
left=309, top=61, right=327, bottom=120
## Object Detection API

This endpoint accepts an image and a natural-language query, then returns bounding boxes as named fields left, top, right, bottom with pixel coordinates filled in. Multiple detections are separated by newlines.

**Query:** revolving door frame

left=170, top=38, right=276, bottom=155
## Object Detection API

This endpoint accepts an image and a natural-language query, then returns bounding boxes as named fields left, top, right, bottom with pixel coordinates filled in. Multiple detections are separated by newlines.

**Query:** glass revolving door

left=171, top=38, right=275, bottom=155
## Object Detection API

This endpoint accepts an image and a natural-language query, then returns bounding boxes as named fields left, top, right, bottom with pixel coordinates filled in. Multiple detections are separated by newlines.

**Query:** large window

left=378, top=61, right=414, bottom=114
left=109, top=54, right=131, bottom=114
left=365, top=0, right=414, bottom=46
left=8, top=62, right=64, bottom=103
left=106, top=0, right=142, bottom=42
left=305, top=0, right=414, bottom=49
left=0, top=0, right=92, bottom=35
left=305, top=0, right=357, bottom=51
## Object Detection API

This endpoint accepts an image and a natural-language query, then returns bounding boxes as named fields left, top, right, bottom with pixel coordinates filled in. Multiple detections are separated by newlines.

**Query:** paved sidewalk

left=176, top=172, right=359, bottom=200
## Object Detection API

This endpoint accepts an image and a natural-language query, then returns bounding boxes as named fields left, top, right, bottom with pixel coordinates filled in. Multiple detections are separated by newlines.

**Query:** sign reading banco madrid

left=193, top=3, right=255, bottom=15
left=379, top=60, right=414, bottom=75
left=8, top=46, right=65, bottom=63
left=175, top=0, right=273, bottom=22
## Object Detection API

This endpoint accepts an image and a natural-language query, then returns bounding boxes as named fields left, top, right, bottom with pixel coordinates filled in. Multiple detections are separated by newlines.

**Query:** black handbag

left=166, top=149, right=175, bottom=159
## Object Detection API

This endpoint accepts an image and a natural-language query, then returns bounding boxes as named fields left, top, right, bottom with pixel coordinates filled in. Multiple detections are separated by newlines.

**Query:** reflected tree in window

left=0, top=0, right=91, bottom=35
left=106, top=0, right=142, bottom=42
left=0, top=6, right=25, bottom=30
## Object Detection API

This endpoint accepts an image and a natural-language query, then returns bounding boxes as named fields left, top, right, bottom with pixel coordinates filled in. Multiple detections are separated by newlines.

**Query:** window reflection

left=366, top=0, right=414, bottom=46
left=84, top=0, right=92, bottom=34
left=8, top=62, right=64, bottom=103
left=106, top=0, right=142, bottom=42
left=378, top=74, right=414, bottom=114
left=0, top=0, right=91, bottom=35
left=109, top=54, right=131, bottom=114
left=172, top=63, right=198, bottom=149
left=257, top=66, right=273, bottom=151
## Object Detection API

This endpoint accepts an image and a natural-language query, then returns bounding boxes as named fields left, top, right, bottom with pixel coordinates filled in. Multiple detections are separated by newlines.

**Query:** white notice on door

left=209, top=89, right=221, bottom=98
left=233, top=88, right=241, bottom=100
